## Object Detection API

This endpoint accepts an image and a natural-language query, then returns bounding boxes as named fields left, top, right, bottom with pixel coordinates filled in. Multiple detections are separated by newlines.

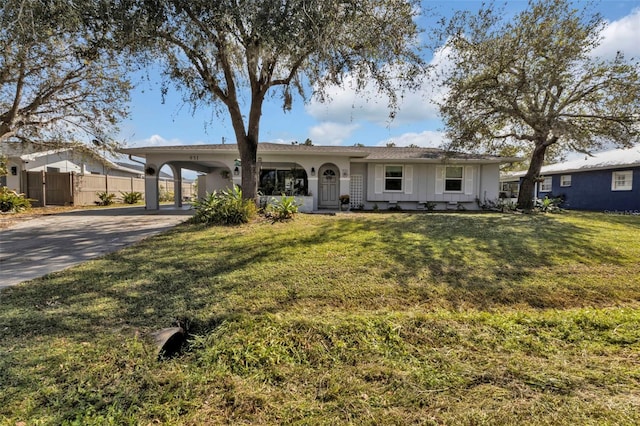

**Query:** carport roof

left=119, top=142, right=519, bottom=164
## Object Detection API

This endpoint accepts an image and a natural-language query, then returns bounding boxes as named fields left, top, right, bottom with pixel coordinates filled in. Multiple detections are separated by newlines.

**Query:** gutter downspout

left=128, top=154, right=145, bottom=166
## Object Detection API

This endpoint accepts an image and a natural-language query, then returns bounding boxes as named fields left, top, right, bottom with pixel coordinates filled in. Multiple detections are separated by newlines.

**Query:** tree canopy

left=436, top=0, right=640, bottom=210
left=0, top=0, right=131, bottom=151
left=115, top=0, right=424, bottom=199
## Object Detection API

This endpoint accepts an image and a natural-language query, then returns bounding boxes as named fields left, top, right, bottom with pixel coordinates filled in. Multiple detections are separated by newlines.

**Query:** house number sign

left=189, top=155, right=199, bottom=160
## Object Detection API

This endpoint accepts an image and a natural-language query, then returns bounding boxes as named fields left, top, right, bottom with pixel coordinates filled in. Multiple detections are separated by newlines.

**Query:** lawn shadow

left=1, top=212, right=635, bottom=345
left=303, top=213, right=633, bottom=310
left=0, top=223, right=284, bottom=343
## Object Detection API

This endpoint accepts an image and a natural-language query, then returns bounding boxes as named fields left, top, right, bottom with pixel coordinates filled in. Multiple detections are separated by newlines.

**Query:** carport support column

left=173, top=168, right=183, bottom=208
left=145, top=173, right=159, bottom=210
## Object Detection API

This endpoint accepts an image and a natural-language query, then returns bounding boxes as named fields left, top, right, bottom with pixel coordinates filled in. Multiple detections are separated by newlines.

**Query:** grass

left=1, top=211, right=639, bottom=424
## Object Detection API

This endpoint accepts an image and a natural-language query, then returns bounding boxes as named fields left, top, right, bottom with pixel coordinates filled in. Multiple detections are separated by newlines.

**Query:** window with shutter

left=384, top=165, right=403, bottom=191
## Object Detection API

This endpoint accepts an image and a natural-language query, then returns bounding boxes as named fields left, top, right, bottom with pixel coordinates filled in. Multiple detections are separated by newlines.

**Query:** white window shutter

left=435, top=166, right=444, bottom=195
left=374, top=164, right=383, bottom=194
left=404, top=165, right=413, bottom=195
left=464, top=166, right=474, bottom=195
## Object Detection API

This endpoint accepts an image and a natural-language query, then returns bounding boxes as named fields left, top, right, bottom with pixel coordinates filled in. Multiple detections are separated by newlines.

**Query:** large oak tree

left=436, top=0, right=640, bottom=210
left=0, top=0, right=131, bottom=150
left=116, top=0, right=424, bottom=200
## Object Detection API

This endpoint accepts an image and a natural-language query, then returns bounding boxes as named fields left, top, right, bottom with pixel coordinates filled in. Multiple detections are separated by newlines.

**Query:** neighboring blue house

left=500, top=147, right=640, bottom=212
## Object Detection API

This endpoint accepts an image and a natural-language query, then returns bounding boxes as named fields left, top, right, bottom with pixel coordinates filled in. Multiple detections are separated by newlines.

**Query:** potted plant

left=339, top=194, right=350, bottom=211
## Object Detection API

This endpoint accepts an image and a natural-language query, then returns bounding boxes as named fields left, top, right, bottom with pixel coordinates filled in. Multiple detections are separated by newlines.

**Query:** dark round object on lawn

left=152, top=326, right=185, bottom=359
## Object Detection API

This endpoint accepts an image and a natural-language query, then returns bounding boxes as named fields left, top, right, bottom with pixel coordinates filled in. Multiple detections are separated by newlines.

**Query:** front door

left=319, top=165, right=339, bottom=208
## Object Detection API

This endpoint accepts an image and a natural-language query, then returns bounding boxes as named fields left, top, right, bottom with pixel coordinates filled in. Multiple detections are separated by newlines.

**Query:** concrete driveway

left=0, top=206, right=193, bottom=290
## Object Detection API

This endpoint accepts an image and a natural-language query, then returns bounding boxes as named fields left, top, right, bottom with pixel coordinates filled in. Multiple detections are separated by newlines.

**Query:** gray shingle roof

left=502, top=146, right=640, bottom=179
left=120, top=142, right=517, bottom=163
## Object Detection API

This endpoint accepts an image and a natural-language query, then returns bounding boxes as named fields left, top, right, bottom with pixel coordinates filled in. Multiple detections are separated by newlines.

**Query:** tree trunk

left=226, top=95, right=262, bottom=202
left=517, top=142, right=548, bottom=211
left=237, top=136, right=258, bottom=201
left=237, top=86, right=265, bottom=202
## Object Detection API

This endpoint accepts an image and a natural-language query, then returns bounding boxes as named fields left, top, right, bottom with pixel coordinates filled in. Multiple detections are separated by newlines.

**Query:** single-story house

left=1, top=142, right=143, bottom=191
left=119, top=143, right=519, bottom=212
left=500, top=146, right=640, bottom=212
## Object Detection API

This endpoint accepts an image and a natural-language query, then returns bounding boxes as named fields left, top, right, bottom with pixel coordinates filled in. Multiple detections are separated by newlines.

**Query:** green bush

left=535, top=196, right=563, bottom=213
left=0, top=187, right=31, bottom=213
left=121, top=191, right=143, bottom=204
left=95, top=192, right=116, bottom=206
left=190, top=186, right=257, bottom=225
left=266, top=195, right=299, bottom=222
left=159, top=190, right=174, bottom=202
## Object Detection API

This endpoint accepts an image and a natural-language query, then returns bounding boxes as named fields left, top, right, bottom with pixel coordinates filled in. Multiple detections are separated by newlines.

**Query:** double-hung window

left=612, top=170, right=633, bottom=191
left=539, top=177, right=552, bottom=192
left=560, top=175, right=572, bottom=187
left=384, top=165, right=403, bottom=191
left=445, top=166, right=464, bottom=192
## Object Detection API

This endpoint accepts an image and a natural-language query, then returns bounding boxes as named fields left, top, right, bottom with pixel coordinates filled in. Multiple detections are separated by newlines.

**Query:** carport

left=120, top=145, right=244, bottom=210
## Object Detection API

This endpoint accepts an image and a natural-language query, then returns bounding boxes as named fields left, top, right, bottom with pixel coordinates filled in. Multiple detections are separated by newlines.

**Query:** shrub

left=266, top=194, right=299, bottom=222
left=159, top=190, right=174, bottom=202
left=477, top=198, right=517, bottom=212
left=0, top=187, right=31, bottom=213
left=535, top=196, right=563, bottom=213
left=190, top=186, right=257, bottom=225
left=121, top=191, right=143, bottom=204
left=95, top=192, right=116, bottom=206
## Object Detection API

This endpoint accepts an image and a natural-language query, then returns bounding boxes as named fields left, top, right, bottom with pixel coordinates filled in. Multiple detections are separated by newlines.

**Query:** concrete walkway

left=0, top=206, right=193, bottom=290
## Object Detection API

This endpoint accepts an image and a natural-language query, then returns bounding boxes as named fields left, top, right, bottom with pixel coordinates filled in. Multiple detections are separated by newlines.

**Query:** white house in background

left=1, top=142, right=143, bottom=191
left=119, top=143, right=518, bottom=212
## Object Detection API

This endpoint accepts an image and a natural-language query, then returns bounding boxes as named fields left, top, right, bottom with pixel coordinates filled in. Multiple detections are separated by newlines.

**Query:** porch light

left=311, top=167, right=315, bottom=176
left=233, top=166, right=239, bottom=176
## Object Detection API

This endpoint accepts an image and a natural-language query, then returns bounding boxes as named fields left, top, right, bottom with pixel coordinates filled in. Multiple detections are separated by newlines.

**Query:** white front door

left=319, top=165, right=339, bottom=208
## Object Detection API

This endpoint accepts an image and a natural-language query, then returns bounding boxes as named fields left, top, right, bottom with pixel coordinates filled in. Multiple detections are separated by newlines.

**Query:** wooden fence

left=22, top=171, right=74, bottom=207
left=21, top=171, right=195, bottom=207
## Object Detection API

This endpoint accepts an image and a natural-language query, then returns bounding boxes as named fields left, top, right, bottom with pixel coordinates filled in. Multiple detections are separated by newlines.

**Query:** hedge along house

left=500, top=146, right=640, bottom=212
left=119, top=143, right=518, bottom=212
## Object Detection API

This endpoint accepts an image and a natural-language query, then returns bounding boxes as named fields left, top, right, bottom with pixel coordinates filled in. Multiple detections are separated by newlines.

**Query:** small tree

left=436, top=0, right=640, bottom=210
left=115, top=0, right=424, bottom=201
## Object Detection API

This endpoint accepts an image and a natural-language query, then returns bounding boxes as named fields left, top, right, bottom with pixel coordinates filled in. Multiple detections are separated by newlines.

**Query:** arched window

left=322, top=169, right=336, bottom=182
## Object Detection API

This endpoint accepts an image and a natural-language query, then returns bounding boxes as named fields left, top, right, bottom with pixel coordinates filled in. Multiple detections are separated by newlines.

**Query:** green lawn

left=1, top=212, right=639, bottom=425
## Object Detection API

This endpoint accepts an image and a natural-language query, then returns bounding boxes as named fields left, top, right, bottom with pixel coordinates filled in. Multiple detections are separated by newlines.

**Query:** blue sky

left=118, top=1, right=640, bottom=152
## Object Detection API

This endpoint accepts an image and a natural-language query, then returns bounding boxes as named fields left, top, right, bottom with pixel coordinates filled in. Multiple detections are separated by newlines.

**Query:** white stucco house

left=1, top=142, right=143, bottom=191
left=119, top=143, right=518, bottom=212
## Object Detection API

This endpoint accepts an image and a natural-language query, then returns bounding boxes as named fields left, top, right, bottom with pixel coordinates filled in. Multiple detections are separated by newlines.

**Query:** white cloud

left=591, top=8, right=640, bottom=60
left=375, top=130, right=447, bottom=148
left=308, top=122, right=360, bottom=145
left=305, top=50, right=451, bottom=128
left=131, top=134, right=186, bottom=147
